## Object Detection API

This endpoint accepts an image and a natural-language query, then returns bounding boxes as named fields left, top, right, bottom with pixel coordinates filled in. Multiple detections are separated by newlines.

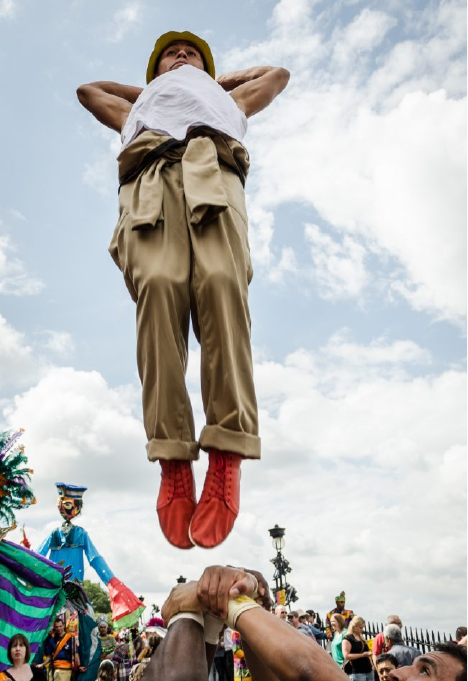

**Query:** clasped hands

left=161, top=565, right=272, bottom=625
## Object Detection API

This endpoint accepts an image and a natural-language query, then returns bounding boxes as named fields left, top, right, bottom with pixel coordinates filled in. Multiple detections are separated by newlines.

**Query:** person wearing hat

left=326, top=592, right=354, bottom=639
left=77, top=32, right=290, bottom=550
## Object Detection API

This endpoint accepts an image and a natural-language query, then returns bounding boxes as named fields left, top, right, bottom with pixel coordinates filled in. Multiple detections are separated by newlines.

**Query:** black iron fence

left=314, top=616, right=453, bottom=653
left=364, top=621, right=453, bottom=653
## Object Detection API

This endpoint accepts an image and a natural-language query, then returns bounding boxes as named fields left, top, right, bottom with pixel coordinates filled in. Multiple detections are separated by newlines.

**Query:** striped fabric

left=0, top=540, right=66, bottom=670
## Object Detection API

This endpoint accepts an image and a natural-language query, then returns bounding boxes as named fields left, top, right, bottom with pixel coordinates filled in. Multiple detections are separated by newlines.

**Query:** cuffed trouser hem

left=146, top=438, right=200, bottom=462
left=199, top=425, right=261, bottom=459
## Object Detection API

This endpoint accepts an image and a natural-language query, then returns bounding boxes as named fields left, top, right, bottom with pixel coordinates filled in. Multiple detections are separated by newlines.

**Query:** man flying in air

left=77, top=31, right=289, bottom=549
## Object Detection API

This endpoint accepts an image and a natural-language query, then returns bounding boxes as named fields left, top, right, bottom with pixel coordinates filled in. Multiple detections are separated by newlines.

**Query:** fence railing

left=364, top=621, right=453, bottom=653
left=314, top=616, right=453, bottom=653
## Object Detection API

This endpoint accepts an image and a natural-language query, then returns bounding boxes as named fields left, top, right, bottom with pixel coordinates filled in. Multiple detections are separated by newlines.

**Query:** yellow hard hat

left=146, top=31, right=215, bottom=83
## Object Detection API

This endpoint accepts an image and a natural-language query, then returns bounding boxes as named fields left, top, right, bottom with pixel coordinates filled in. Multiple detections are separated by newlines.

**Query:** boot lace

left=208, top=453, right=229, bottom=501
left=163, top=461, right=191, bottom=499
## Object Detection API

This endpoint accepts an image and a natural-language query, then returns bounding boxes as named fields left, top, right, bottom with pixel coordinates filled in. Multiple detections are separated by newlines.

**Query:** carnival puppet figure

left=38, top=483, right=144, bottom=628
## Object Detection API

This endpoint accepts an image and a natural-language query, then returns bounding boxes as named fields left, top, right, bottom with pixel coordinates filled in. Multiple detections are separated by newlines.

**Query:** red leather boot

left=189, top=450, right=242, bottom=549
left=157, top=460, right=196, bottom=549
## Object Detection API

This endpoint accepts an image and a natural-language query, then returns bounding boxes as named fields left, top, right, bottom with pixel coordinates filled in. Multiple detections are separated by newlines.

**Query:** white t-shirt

left=121, top=64, right=248, bottom=149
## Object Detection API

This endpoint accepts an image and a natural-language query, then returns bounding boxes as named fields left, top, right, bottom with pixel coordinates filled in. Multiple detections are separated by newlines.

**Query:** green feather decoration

left=0, top=429, right=36, bottom=527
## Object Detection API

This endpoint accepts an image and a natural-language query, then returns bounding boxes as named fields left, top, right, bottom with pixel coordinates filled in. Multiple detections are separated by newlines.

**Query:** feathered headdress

left=0, top=429, right=36, bottom=532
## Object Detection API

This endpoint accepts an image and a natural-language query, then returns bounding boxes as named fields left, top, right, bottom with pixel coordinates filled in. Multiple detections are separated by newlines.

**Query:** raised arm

left=76, top=81, right=143, bottom=133
left=217, top=66, right=290, bottom=118
left=237, top=608, right=348, bottom=681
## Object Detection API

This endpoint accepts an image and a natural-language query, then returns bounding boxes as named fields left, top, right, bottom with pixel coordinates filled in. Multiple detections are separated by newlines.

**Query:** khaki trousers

left=109, top=132, right=260, bottom=462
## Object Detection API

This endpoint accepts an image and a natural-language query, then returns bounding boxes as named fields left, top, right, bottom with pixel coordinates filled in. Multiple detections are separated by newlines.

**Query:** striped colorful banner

left=0, top=540, right=66, bottom=670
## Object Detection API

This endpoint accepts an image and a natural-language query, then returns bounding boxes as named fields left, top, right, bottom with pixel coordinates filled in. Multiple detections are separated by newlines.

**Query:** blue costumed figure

left=0, top=430, right=89, bottom=672
left=38, top=483, right=145, bottom=629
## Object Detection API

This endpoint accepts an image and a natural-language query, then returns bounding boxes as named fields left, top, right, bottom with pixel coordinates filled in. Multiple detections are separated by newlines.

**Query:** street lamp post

left=268, top=525, right=298, bottom=608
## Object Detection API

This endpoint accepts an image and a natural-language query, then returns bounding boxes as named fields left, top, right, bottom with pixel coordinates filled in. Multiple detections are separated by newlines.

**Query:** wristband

left=224, top=595, right=261, bottom=630
left=167, top=612, right=204, bottom=629
left=204, top=612, right=225, bottom=645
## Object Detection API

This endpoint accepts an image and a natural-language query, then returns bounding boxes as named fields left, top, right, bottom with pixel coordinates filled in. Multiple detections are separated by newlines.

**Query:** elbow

left=76, top=84, right=89, bottom=104
left=277, top=66, right=290, bottom=85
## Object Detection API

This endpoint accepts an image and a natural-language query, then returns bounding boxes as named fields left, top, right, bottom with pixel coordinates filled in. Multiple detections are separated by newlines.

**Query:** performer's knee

left=139, top=271, right=187, bottom=303
left=198, top=268, right=241, bottom=305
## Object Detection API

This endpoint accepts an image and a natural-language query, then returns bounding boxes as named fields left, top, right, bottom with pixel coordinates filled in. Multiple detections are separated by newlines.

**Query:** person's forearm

left=144, top=620, right=208, bottom=681
left=242, top=640, right=283, bottom=681
left=216, top=66, right=277, bottom=91
left=82, top=81, right=143, bottom=103
left=236, top=608, right=347, bottom=681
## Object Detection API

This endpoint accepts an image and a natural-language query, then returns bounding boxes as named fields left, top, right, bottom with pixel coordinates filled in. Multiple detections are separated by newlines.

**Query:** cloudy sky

left=1, top=0, right=466, bottom=635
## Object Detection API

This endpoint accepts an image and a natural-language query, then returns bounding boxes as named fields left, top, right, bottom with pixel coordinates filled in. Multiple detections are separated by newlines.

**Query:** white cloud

left=267, top=246, right=298, bottom=283
left=37, top=330, right=76, bottom=357
left=0, top=0, right=16, bottom=19
left=304, top=224, right=369, bottom=300
left=106, top=2, right=142, bottom=44
left=0, top=231, right=45, bottom=296
left=323, top=329, right=432, bottom=366
left=224, top=0, right=466, bottom=324
left=10, top=208, right=26, bottom=221
left=82, top=122, right=121, bottom=196
left=83, top=155, right=115, bottom=196
left=3, top=328, right=465, bottom=631
left=3, top=367, right=146, bottom=495
left=332, top=9, right=397, bottom=68
left=0, top=315, right=40, bottom=393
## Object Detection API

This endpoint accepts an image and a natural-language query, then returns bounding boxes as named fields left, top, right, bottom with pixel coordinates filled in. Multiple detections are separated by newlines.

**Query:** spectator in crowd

left=111, top=632, right=134, bottom=681
left=275, top=605, right=288, bottom=621
left=383, top=625, right=421, bottom=668
left=128, top=629, right=143, bottom=660
left=342, top=615, right=374, bottom=681
left=389, top=642, right=466, bottom=681
left=287, top=611, right=313, bottom=637
left=98, top=620, right=117, bottom=660
left=455, top=628, right=467, bottom=644
left=97, top=660, right=116, bottom=681
left=376, top=654, right=399, bottom=681
left=42, top=618, right=81, bottom=681
left=327, top=592, right=355, bottom=638
left=0, top=635, right=46, bottom=681
left=302, top=611, right=327, bottom=641
left=298, top=611, right=317, bottom=640
left=309, top=611, right=324, bottom=631
left=373, top=616, right=403, bottom=664
left=129, top=635, right=162, bottom=681
left=213, top=633, right=227, bottom=681
left=223, top=627, right=234, bottom=680
left=330, top=614, right=348, bottom=669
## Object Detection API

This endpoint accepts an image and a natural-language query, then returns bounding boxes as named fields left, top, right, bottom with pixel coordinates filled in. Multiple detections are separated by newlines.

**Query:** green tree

left=83, top=580, right=111, bottom=614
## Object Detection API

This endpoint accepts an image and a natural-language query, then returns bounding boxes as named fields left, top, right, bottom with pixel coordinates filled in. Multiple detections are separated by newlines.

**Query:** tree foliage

left=83, top=580, right=111, bottom=614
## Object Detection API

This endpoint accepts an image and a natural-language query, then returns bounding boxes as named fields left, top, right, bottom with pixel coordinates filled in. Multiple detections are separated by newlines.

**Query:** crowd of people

left=1, top=566, right=466, bottom=681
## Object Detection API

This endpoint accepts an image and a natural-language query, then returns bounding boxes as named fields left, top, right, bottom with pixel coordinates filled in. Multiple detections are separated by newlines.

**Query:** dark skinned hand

left=197, top=565, right=258, bottom=620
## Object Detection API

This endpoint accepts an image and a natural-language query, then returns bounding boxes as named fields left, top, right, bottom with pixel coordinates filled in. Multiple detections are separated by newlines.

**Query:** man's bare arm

left=76, top=81, right=143, bottom=133
left=236, top=607, right=348, bottom=681
left=217, top=66, right=290, bottom=118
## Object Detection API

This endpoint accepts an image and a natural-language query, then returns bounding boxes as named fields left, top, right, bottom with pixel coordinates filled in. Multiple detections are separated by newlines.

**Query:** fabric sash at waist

left=116, top=127, right=250, bottom=231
